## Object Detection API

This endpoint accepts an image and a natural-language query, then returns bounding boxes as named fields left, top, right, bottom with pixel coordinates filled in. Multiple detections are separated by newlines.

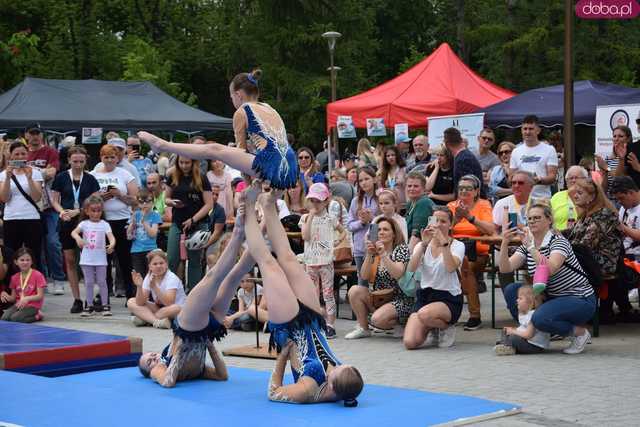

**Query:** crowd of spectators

left=1, top=112, right=639, bottom=356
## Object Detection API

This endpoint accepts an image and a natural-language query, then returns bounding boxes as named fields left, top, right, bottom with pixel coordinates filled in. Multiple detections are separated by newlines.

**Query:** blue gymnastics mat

left=0, top=367, right=520, bottom=427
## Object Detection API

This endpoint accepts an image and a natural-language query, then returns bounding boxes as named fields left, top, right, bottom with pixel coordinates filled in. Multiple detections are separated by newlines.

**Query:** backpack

left=565, top=243, right=603, bottom=290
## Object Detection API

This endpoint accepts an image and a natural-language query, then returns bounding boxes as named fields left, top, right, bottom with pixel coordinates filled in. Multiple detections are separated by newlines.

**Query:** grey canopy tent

left=0, top=77, right=232, bottom=131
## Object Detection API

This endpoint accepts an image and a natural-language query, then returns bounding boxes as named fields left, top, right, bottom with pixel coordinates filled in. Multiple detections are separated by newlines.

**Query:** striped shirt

left=515, top=233, right=593, bottom=298
left=605, top=156, right=620, bottom=200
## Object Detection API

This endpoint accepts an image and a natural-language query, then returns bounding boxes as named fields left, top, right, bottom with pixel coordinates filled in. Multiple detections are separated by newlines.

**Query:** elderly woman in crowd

left=0, top=141, right=44, bottom=269
left=50, top=146, right=101, bottom=314
left=165, top=155, right=213, bottom=292
left=566, top=179, right=627, bottom=323
left=447, top=174, right=496, bottom=331
left=425, top=144, right=455, bottom=206
left=92, top=144, right=139, bottom=299
left=500, top=203, right=596, bottom=354
left=379, top=145, right=406, bottom=205
left=297, top=147, right=325, bottom=194
left=404, top=206, right=464, bottom=350
left=550, top=166, right=589, bottom=231
left=488, top=141, right=516, bottom=202
left=346, top=217, right=411, bottom=339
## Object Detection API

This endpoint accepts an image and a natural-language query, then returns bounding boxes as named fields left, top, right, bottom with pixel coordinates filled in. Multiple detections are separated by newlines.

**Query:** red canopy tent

left=326, top=43, right=515, bottom=131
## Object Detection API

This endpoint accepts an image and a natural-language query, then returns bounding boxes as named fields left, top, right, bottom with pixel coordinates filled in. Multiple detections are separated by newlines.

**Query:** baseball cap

left=26, top=123, right=42, bottom=134
left=108, top=137, right=127, bottom=150
left=395, top=136, right=412, bottom=145
left=306, top=183, right=330, bottom=201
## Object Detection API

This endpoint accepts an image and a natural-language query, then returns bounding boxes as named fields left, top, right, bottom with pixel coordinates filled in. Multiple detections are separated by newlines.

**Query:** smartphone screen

left=428, top=216, right=437, bottom=227
left=508, top=212, right=518, bottom=229
left=368, top=223, right=379, bottom=241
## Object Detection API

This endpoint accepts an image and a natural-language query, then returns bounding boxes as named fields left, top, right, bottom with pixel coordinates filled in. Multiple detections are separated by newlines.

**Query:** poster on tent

left=366, top=118, right=387, bottom=137
left=394, top=123, right=410, bottom=143
left=337, top=115, right=356, bottom=139
left=82, top=127, right=103, bottom=144
left=595, top=104, right=640, bottom=156
left=427, top=113, right=485, bottom=151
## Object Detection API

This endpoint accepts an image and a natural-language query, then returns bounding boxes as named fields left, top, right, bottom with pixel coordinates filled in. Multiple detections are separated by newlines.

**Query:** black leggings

left=107, top=219, right=134, bottom=298
left=3, top=219, right=42, bottom=268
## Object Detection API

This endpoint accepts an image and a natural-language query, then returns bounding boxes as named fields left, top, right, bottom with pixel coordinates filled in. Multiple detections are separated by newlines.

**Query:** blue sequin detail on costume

left=269, top=302, right=341, bottom=386
left=243, top=103, right=299, bottom=189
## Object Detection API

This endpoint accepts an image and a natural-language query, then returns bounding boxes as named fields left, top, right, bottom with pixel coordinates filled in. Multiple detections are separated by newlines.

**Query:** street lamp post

left=322, top=31, right=341, bottom=180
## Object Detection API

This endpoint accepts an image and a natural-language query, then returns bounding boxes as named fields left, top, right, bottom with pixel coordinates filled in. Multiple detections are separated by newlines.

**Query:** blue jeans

left=503, top=283, right=597, bottom=336
left=41, top=209, right=66, bottom=281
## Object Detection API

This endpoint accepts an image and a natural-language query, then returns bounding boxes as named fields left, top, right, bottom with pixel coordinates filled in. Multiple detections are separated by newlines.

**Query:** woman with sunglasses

left=297, top=147, right=325, bottom=194
left=447, top=175, right=495, bottom=331
left=50, top=146, right=101, bottom=314
left=500, top=204, right=596, bottom=354
left=488, top=141, right=516, bottom=203
left=567, top=179, right=628, bottom=323
left=138, top=69, right=299, bottom=190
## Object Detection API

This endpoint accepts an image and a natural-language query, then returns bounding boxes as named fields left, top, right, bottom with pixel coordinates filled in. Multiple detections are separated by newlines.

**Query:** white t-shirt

left=509, top=142, right=558, bottom=199
left=0, top=170, right=44, bottom=220
left=77, top=220, right=112, bottom=266
left=238, top=285, right=263, bottom=308
left=299, top=212, right=338, bottom=266
left=620, top=204, right=640, bottom=259
left=518, top=310, right=550, bottom=349
left=416, top=239, right=465, bottom=295
left=492, top=195, right=532, bottom=230
left=142, top=270, right=187, bottom=306
left=91, top=167, right=135, bottom=220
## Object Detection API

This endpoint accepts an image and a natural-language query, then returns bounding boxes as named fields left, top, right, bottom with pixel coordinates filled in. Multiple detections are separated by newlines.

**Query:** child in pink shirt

left=0, top=248, right=46, bottom=323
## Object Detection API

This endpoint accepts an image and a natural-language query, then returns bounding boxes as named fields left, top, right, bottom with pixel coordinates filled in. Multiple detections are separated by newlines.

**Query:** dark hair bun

left=250, top=69, right=263, bottom=82
left=343, top=398, right=358, bottom=408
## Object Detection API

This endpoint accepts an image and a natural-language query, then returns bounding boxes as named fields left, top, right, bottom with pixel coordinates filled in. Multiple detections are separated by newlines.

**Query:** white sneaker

left=438, top=325, right=456, bottom=348
left=53, top=280, right=65, bottom=295
left=153, top=318, right=172, bottom=329
left=345, top=326, right=371, bottom=340
left=424, top=329, right=439, bottom=346
left=131, top=316, right=148, bottom=327
left=629, top=288, right=639, bottom=303
left=563, top=329, right=591, bottom=354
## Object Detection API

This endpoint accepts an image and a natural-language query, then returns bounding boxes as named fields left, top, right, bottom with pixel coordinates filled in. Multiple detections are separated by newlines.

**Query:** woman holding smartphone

left=345, top=217, right=411, bottom=339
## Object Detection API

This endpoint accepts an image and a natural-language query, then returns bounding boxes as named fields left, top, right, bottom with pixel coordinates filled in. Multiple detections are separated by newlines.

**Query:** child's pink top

left=9, top=269, right=47, bottom=310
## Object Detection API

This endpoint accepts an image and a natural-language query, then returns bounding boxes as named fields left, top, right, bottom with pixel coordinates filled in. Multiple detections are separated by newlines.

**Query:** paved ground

left=34, top=285, right=640, bottom=427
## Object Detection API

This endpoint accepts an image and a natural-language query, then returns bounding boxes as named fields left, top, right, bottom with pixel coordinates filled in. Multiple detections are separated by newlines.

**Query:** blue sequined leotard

left=269, top=302, right=341, bottom=386
left=243, top=103, right=298, bottom=189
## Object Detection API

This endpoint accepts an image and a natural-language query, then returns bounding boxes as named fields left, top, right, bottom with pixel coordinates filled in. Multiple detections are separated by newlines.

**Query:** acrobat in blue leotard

left=243, top=103, right=298, bottom=189
left=269, top=302, right=341, bottom=386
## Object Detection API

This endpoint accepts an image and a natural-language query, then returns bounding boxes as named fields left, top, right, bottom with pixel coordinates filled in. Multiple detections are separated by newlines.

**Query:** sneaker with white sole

left=101, top=304, right=112, bottom=317
left=131, top=316, right=148, bottom=327
left=563, top=330, right=591, bottom=354
left=53, top=280, right=65, bottom=295
left=80, top=303, right=94, bottom=317
left=424, top=329, right=439, bottom=346
left=345, top=326, right=371, bottom=340
left=370, top=324, right=394, bottom=335
left=494, top=344, right=516, bottom=356
left=153, top=318, right=172, bottom=329
left=438, top=325, right=456, bottom=348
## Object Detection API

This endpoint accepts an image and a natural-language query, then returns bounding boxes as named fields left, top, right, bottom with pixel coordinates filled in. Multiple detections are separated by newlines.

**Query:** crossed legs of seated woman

left=137, top=207, right=255, bottom=387
left=243, top=184, right=363, bottom=405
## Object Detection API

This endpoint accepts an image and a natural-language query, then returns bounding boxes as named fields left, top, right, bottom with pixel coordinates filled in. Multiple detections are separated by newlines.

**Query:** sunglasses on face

left=498, top=150, right=512, bottom=156
left=458, top=185, right=476, bottom=192
left=298, top=155, right=310, bottom=160
left=138, top=198, right=153, bottom=203
left=527, top=215, right=544, bottom=223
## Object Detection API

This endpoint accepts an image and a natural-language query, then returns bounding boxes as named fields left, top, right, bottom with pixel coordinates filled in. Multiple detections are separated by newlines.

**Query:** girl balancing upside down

left=138, top=69, right=298, bottom=189
left=137, top=205, right=256, bottom=387
left=243, top=183, right=363, bottom=406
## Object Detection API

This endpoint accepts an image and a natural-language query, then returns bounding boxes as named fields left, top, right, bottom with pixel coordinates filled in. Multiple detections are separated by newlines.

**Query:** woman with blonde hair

left=356, top=138, right=377, bottom=169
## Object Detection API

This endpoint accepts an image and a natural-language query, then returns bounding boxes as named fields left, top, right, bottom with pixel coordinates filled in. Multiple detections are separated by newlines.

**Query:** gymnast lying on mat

left=137, top=205, right=255, bottom=387
left=243, top=183, right=363, bottom=406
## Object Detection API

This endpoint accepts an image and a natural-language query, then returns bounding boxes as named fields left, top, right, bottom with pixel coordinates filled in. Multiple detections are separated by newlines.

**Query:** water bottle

left=180, top=233, right=188, bottom=261
left=567, top=205, right=576, bottom=229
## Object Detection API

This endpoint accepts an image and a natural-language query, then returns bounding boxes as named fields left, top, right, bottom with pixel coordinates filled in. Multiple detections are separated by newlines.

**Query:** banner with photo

left=82, top=127, right=103, bottom=144
left=427, top=113, right=485, bottom=151
left=394, top=123, right=410, bottom=144
left=366, top=118, right=387, bottom=137
left=595, top=104, right=640, bottom=155
left=337, top=115, right=357, bottom=138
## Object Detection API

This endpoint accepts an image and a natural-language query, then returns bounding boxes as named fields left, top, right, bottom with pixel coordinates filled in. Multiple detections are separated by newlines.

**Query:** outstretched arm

left=268, top=342, right=315, bottom=403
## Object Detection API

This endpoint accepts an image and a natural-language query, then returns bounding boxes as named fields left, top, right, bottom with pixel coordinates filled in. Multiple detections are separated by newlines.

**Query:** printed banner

left=366, top=118, right=387, bottom=137
left=427, top=113, right=485, bottom=151
left=337, top=115, right=356, bottom=138
left=595, top=104, right=640, bottom=155
left=82, top=128, right=103, bottom=145
left=394, top=123, right=410, bottom=143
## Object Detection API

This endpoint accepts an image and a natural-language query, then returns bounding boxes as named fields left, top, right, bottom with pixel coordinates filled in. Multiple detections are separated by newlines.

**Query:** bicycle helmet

left=184, top=230, right=212, bottom=250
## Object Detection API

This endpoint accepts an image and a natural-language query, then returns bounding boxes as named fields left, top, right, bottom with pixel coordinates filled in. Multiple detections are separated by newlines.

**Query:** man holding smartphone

left=25, top=124, right=67, bottom=295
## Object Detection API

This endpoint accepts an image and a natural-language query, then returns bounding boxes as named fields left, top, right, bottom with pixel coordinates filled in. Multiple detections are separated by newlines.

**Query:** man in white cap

left=93, top=135, right=141, bottom=185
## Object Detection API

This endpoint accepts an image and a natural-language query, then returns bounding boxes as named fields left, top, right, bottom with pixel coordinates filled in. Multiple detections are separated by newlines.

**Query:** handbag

left=370, top=288, right=394, bottom=309
left=398, top=268, right=421, bottom=298
left=333, top=201, right=353, bottom=267
left=10, top=175, right=42, bottom=218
